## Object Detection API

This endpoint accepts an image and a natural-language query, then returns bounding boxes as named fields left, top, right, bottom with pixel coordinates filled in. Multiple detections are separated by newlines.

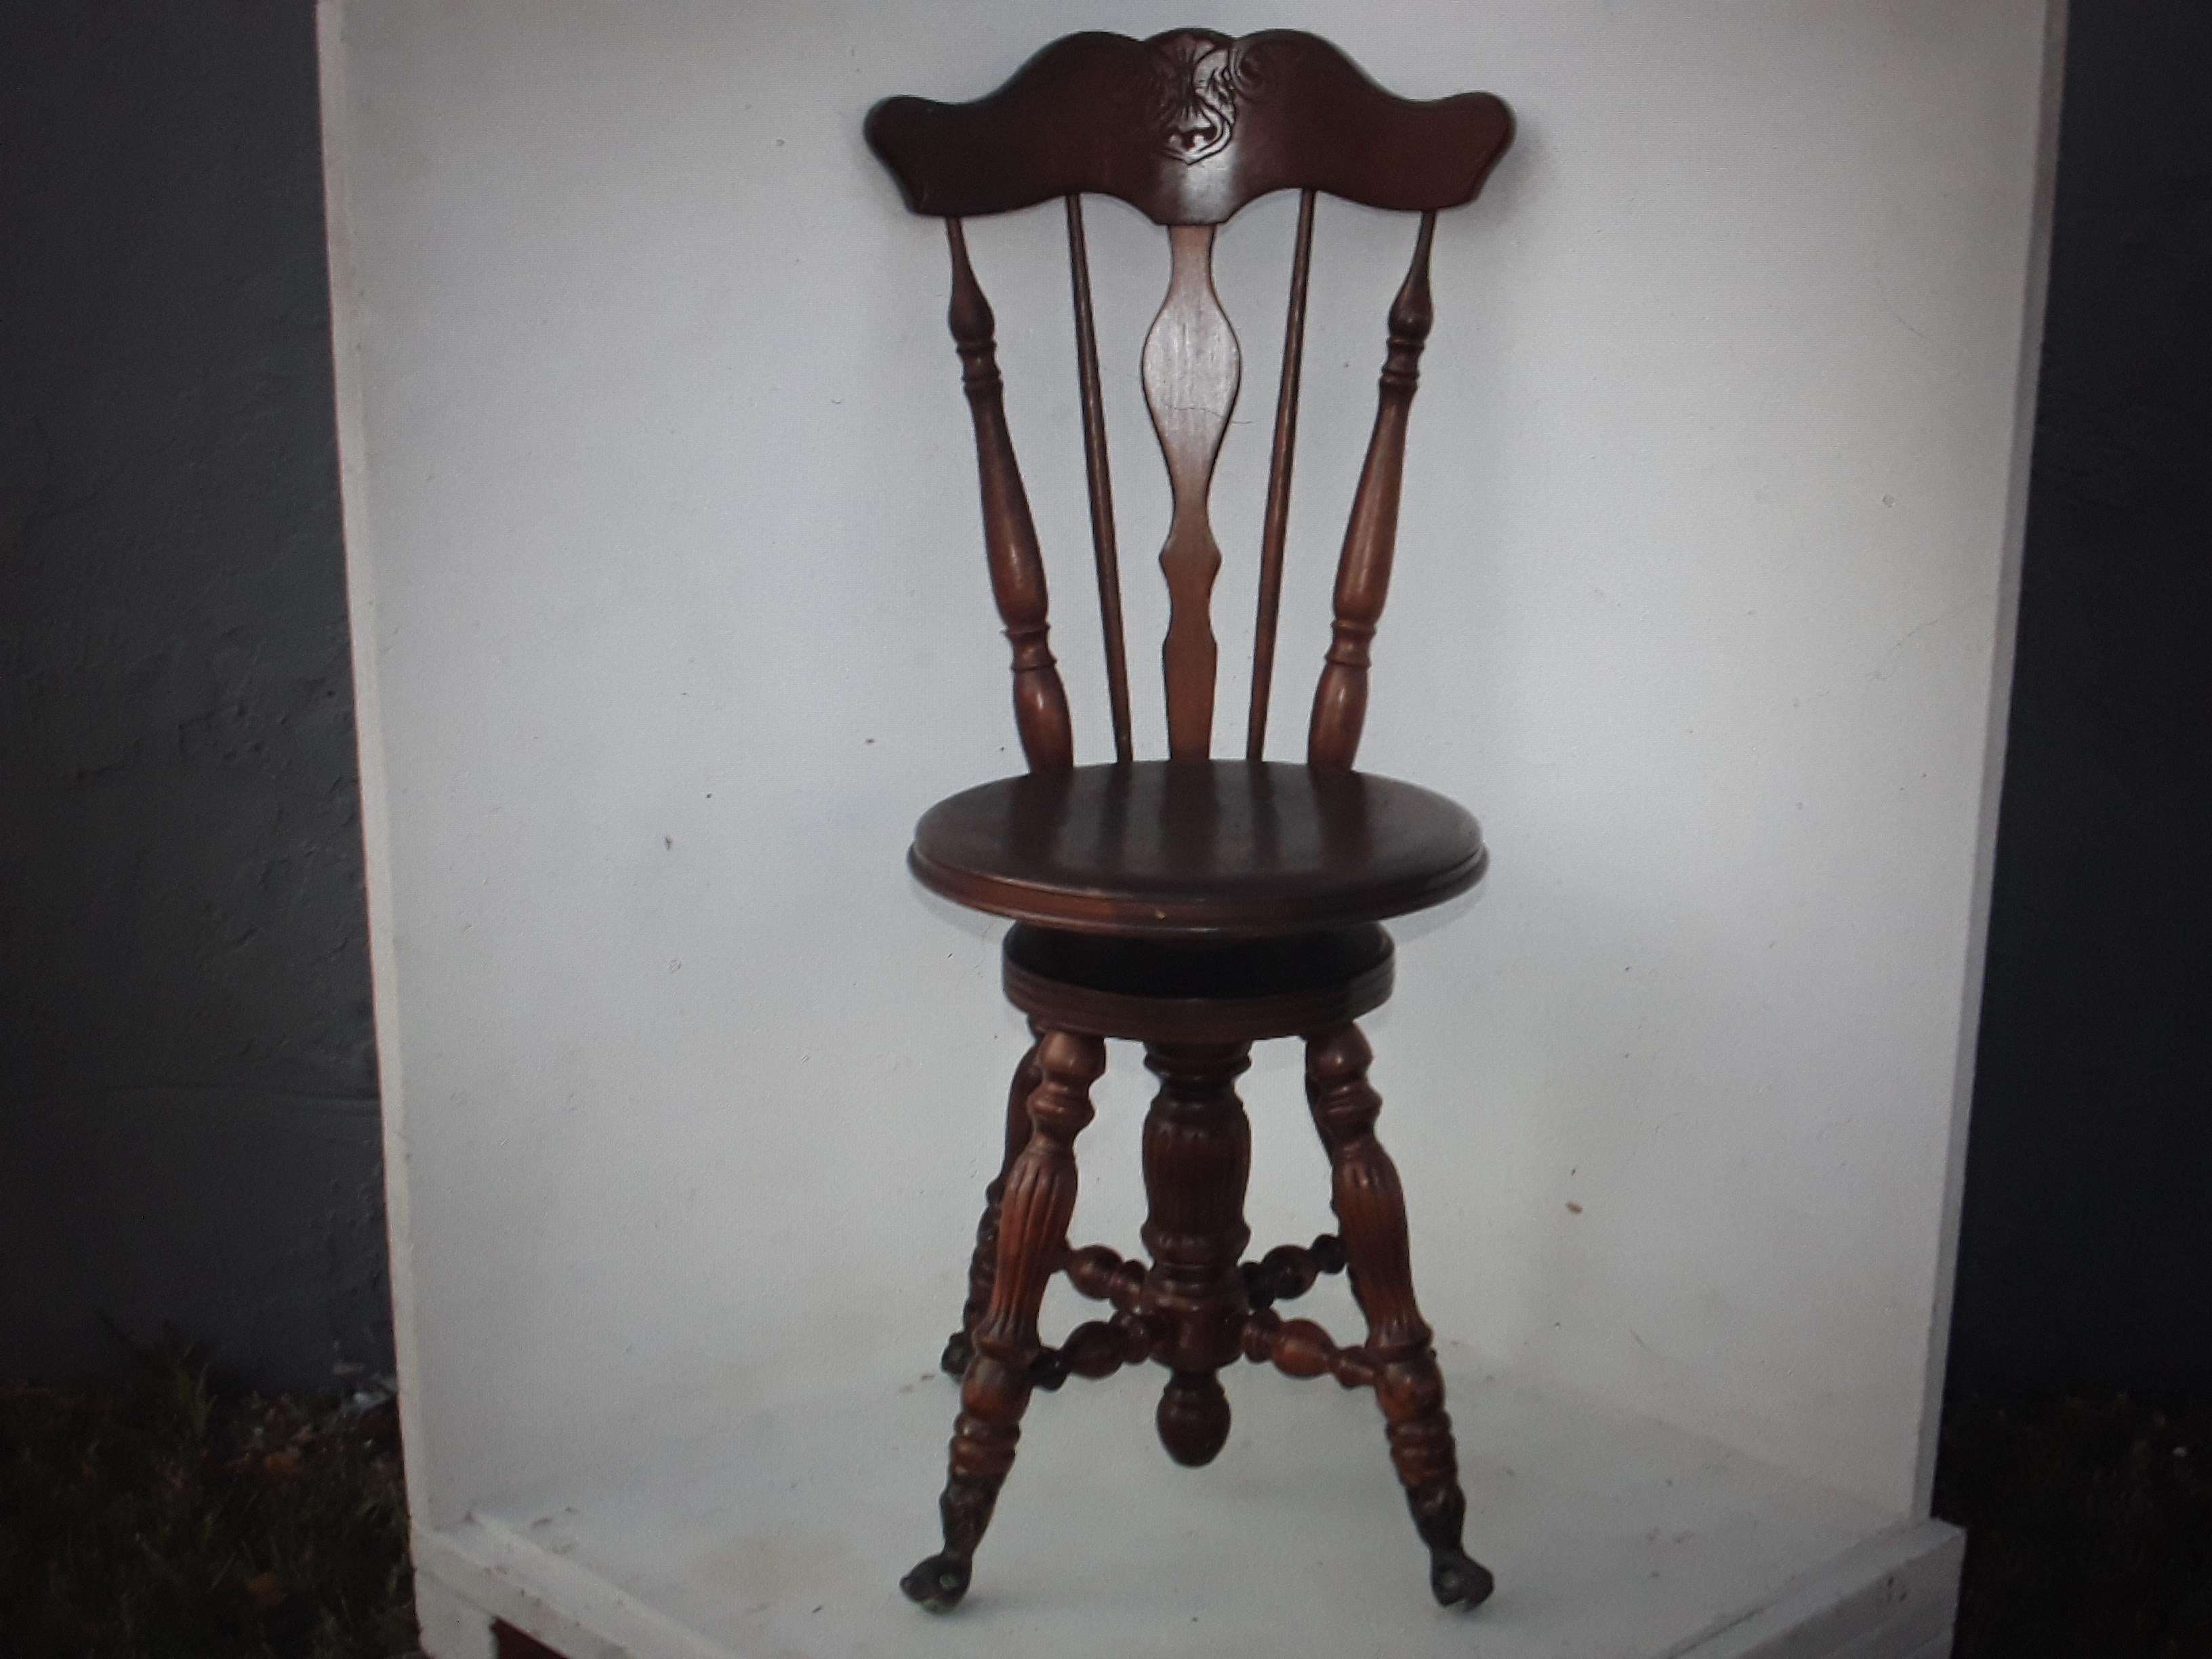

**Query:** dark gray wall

left=0, top=4, right=388, bottom=1389
left=1946, top=0, right=2212, bottom=1395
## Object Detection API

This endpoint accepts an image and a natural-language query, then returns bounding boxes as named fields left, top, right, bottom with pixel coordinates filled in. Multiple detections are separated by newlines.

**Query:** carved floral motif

left=1120, top=30, right=1274, bottom=166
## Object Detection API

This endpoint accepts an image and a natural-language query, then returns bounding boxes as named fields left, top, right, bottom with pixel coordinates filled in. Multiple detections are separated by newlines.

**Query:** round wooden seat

left=909, top=760, right=1486, bottom=939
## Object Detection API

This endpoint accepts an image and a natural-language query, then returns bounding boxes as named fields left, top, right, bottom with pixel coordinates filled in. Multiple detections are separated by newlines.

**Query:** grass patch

left=8, top=1343, right=2210, bottom=1656
left=0, top=1338, right=417, bottom=1659
left=1938, top=1389, right=2212, bottom=1658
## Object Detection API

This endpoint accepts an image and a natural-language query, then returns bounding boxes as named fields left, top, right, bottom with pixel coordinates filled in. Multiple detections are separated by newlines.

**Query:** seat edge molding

left=908, top=842, right=1487, bottom=939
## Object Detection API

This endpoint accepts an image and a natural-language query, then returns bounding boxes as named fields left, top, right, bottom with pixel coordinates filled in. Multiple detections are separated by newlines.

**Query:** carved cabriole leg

left=1138, top=1041, right=1253, bottom=1468
left=1305, top=1024, right=1494, bottom=1610
left=903, top=1029, right=1105, bottom=1613
left=941, top=1023, right=1046, bottom=1378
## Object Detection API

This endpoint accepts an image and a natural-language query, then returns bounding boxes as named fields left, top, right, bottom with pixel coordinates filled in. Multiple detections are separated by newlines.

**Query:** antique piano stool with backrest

left=865, top=28, right=1515, bottom=1614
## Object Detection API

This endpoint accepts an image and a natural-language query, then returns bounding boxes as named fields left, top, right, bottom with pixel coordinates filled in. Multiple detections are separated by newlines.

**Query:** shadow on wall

left=0, top=3, right=387, bottom=1388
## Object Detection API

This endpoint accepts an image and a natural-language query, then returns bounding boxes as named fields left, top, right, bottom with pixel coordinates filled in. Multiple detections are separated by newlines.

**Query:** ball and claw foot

left=1406, top=1481, right=1494, bottom=1609
left=939, top=1328, right=973, bottom=1378
left=900, top=1551, right=972, bottom=1613
left=1429, top=1547, right=1496, bottom=1610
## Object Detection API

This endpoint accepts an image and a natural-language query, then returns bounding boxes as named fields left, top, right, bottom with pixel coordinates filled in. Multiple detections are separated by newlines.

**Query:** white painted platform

left=411, top=1353, right=1958, bottom=1659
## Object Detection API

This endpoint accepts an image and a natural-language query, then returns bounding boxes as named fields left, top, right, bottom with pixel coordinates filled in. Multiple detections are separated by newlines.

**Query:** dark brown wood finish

left=1306, top=1023, right=1493, bottom=1607
left=874, top=28, right=1509, bottom=1618
left=939, top=1025, right=1045, bottom=1378
left=1065, top=195, right=1135, bottom=763
left=1002, top=920, right=1393, bottom=1045
left=945, top=219, right=1074, bottom=773
left=867, top=30, right=1511, bottom=226
left=1145, top=223, right=1241, bottom=756
left=1310, top=211, right=1437, bottom=770
left=1138, top=1041, right=1254, bottom=1465
left=910, top=760, right=1485, bottom=938
left=492, top=1623, right=567, bottom=1659
left=882, top=32, right=1509, bottom=771
left=1248, top=187, right=1317, bottom=760
left=905, top=1029, right=1107, bottom=1612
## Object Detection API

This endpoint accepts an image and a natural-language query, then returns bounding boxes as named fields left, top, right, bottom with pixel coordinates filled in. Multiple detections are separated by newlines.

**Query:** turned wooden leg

left=1139, top=1041, right=1253, bottom=1469
left=941, top=1023, right=1046, bottom=1378
left=904, top=1027, right=1105, bottom=1612
left=1306, top=1023, right=1494, bottom=1610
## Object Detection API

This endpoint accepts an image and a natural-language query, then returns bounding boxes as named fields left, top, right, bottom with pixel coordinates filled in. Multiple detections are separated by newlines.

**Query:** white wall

left=324, top=0, right=2056, bottom=1525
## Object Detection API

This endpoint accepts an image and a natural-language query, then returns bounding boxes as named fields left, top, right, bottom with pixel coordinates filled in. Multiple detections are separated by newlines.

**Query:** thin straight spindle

left=1246, top=188, right=1317, bottom=761
left=1065, top=195, right=1134, bottom=764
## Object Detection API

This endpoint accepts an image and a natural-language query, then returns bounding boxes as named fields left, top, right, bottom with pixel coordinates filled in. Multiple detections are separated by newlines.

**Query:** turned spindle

left=1139, top=1041, right=1254, bottom=1467
left=1309, top=212, right=1438, bottom=771
left=945, top=220, right=1074, bottom=773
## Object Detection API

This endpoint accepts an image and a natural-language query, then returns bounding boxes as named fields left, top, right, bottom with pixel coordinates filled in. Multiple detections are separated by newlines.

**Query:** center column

left=1139, top=1040, right=1254, bottom=1466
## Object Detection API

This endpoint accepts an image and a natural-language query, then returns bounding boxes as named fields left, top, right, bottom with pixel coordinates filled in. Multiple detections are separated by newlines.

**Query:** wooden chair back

left=866, top=29, right=1512, bottom=771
